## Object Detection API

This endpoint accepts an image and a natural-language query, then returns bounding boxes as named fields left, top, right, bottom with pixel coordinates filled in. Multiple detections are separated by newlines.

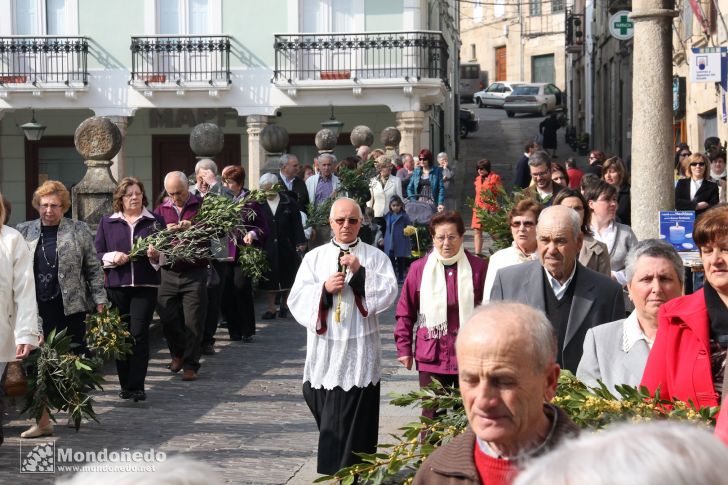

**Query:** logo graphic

left=20, top=441, right=55, bottom=473
left=697, top=56, right=707, bottom=70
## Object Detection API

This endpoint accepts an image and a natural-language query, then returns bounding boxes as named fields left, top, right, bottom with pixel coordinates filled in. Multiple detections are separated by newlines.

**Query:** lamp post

left=20, top=110, right=46, bottom=141
left=320, top=105, right=343, bottom=138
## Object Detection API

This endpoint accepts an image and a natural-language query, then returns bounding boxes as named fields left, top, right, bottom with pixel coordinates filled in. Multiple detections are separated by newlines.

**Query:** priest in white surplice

left=289, top=197, right=398, bottom=475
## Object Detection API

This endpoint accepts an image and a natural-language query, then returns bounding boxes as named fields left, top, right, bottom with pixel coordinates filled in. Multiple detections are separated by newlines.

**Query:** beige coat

left=0, top=226, right=41, bottom=362
left=579, top=235, right=611, bottom=277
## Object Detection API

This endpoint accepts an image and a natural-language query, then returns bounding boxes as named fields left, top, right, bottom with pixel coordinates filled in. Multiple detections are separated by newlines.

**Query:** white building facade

left=0, top=0, right=457, bottom=224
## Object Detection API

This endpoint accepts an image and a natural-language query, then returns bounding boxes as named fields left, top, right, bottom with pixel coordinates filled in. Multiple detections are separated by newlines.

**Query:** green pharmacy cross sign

left=609, top=10, right=634, bottom=40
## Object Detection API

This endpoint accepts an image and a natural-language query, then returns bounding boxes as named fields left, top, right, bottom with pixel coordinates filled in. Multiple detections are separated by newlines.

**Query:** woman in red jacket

left=641, top=205, right=728, bottom=408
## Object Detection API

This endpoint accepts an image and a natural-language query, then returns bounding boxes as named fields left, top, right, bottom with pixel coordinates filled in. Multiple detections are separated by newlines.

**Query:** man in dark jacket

left=155, top=171, right=208, bottom=382
left=277, top=154, right=310, bottom=214
left=513, top=140, right=541, bottom=190
left=414, top=302, right=579, bottom=484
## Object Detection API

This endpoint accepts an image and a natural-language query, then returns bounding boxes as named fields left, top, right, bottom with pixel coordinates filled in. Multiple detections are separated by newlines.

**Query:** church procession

left=3, top=0, right=728, bottom=484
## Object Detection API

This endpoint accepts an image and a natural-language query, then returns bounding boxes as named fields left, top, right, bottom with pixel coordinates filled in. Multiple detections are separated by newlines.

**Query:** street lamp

left=320, top=105, right=343, bottom=137
left=20, top=110, right=46, bottom=141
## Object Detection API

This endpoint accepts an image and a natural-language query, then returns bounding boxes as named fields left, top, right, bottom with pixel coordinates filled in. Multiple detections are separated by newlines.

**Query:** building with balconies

left=0, top=0, right=458, bottom=224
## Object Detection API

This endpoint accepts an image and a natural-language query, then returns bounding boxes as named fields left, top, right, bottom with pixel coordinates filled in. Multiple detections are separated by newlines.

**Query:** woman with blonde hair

left=675, top=153, right=719, bottom=218
left=16, top=180, right=107, bottom=438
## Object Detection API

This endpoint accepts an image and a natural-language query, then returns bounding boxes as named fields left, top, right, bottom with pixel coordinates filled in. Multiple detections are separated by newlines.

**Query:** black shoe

left=119, top=389, right=133, bottom=400
left=242, top=336, right=254, bottom=343
left=261, top=311, right=276, bottom=320
left=229, top=334, right=243, bottom=341
left=131, top=390, right=146, bottom=402
left=278, top=307, right=289, bottom=318
left=201, top=343, right=215, bottom=355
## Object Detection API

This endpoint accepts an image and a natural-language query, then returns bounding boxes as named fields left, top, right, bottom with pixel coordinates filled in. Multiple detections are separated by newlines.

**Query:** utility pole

left=629, top=0, right=677, bottom=239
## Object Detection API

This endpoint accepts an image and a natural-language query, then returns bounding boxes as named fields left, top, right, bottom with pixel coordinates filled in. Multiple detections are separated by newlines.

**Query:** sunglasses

left=690, top=162, right=706, bottom=167
left=332, top=217, right=360, bottom=226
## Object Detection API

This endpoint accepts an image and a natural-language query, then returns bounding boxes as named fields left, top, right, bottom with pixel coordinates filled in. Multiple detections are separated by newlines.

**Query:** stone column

left=108, top=116, right=129, bottom=181
left=72, top=117, right=122, bottom=229
left=629, top=1, right=676, bottom=239
left=395, top=111, right=427, bottom=156
left=246, top=115, right=268, bottom=189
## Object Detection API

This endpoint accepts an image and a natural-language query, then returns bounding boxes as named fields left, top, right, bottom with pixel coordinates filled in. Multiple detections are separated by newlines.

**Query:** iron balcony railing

left=0, top=36, right=88, bottom=86
left=130, top=35, right=231, bottom=86
left=273, top=31, right=449, bottom=84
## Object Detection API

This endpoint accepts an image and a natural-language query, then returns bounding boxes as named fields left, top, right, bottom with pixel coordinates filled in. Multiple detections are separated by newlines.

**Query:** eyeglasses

left=434, top=235, right=459, bottom=243
left=332, top=217, right=360, bottom=226
left=510, top=221, right=536, bottom=228
left=680, top=152, right=691, bottom=157
left=531, top=170, right=550, bottom=178
left=39, top=204, right=62, bottom=210
left=690, top=162, right=706, bottom=167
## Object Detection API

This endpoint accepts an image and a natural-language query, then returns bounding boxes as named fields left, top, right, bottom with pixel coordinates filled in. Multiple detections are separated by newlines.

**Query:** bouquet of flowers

left=85, top=307, right=133, bottom=361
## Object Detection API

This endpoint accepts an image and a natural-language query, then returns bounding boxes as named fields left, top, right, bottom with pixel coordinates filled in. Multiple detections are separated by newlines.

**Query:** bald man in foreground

left=414, top=303, right=579, bottom=484
left=288, top=197, right=398, bottom=476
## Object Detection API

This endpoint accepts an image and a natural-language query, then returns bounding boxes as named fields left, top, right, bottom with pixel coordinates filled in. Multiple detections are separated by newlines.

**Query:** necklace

left=40, top=228, right=58, bottom=269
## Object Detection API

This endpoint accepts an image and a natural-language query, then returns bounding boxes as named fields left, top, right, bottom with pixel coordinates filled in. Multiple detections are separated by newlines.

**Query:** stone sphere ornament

left=315, top=128, right=338, bottom=153
left=260, top=124, right=290, bottom=153
left=350, top=125, right=374, bottom=148
left=380, top=127, right=401, bottom=148
left=189, top=122, right=224, bottom=157
left=74, top=117, right=122, bottom=161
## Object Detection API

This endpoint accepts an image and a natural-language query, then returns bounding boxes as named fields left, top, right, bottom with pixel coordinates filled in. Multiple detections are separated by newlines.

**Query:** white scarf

left=419, top=245, right=474, bottom=338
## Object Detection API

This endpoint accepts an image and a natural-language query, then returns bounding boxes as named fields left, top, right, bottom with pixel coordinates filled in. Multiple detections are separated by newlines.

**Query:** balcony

left=130, top=35, right=231, bottom=92
left=0, top=36, right=88, bottom=92
left=273, top=31, right=449, bottom=89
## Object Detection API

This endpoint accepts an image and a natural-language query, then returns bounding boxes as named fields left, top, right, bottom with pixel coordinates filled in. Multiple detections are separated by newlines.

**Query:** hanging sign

left=609, top=11, right=634, bottom=40
left=691, top=48, right=722, bottom=82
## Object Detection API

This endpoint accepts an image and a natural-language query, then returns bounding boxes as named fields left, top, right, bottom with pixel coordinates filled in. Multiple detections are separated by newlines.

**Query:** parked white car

left=503, top=83, right=564, bottom=117
left=473, top=81, right=524, bottom=108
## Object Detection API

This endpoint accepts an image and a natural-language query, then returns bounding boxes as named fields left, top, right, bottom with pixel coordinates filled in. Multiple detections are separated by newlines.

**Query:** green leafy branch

left=85, top=307, right=134, bottom=361
left=22, top=329, right=104, bottom=430
left=318, top=372, right=720, bottom=484
left=307, top=160, right=378, bottom=227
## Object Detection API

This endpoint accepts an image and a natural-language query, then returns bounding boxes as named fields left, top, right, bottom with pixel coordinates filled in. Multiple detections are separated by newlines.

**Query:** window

left=494, top=0, right=505, bottom=18
left=473, top=0, right=483, bottom=22
left=681, top=0, right=693, bottom=38
left=531, top=54, right=555, bottom=83
left=157, top=0, right=211, bottom=34
left=529, top=0, right=541, bottom=16
left=470, top=43, right=476, bottom=60
left=552, top=0, right=564, bottom=14
left=12, top=0, right=76, bottom=35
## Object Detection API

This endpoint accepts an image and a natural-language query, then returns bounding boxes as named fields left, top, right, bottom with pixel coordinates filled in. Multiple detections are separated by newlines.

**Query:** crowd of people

left=4, top=132, right=728, bottom=485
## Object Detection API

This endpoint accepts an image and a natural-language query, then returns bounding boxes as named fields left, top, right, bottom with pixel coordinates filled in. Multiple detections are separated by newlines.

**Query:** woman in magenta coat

left=641, top=205, right=728, bottom=409
left=394, top=211, right=487, bottom=419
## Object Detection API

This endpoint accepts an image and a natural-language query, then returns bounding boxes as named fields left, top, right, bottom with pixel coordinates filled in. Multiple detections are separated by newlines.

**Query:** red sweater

left=474, top=442, right=518, bottom=485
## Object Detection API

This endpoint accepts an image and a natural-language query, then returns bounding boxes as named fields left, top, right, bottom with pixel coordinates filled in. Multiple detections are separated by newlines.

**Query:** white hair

left=459, top=302, right=557, bottom=372
left=194, top=158, right=218, bottom=175
left=259, top=173, right=279, bottom=187
left=624, top=239, right=685, bottom=286
left=356, top=145, right=371, bottom=157
left=538, top=205, right=581, bottom=239
left=56, top=456, right=223, bottom=485
left=514, top=421, right=728, bottom=485
left=163, top=171, right=188, bottom=187
left=437, top=152, right=448, bottom=160
left=318, top=153, right=337, bottom=165
left=329, top=197, right=363, bottom=219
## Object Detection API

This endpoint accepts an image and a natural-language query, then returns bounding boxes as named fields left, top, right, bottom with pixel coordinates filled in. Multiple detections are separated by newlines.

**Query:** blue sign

left=659, top=211, right=697, bottom=252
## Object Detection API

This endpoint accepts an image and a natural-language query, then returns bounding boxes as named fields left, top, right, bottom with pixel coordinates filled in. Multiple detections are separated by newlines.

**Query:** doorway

left=151, top=134, right=241, bottom=201
left=495, top=46, right=507, bottom=81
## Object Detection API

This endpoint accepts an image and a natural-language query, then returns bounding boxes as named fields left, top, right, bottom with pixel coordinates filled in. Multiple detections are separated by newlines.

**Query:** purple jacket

left=95, top=210, right=166, bottom=287
left=154, top=193, right=207, bottom=270
left=394, top=250, right=488, bottom=375
left=229, top=188, right=268, bottom=259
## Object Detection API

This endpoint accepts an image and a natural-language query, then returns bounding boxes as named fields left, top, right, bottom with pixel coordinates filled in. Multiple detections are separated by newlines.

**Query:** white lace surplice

left=288, top=241, right=398, bottom=391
